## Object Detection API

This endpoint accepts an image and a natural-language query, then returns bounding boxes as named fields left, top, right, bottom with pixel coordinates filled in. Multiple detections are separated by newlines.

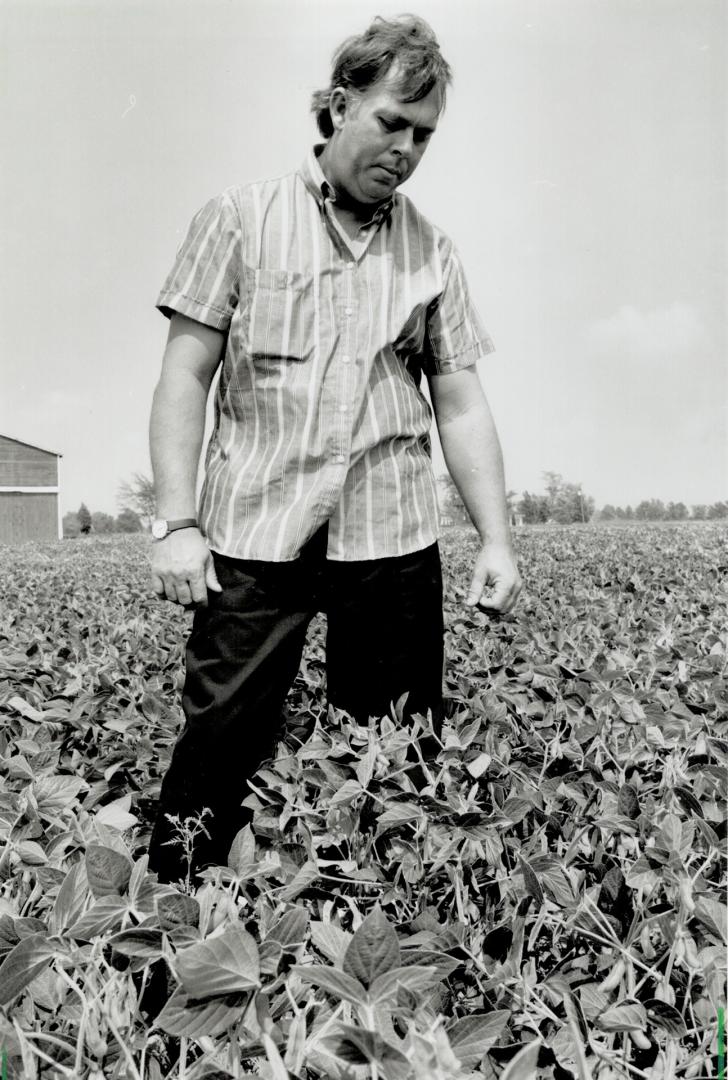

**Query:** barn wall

left=0, top=493, right=59, bottom=544
left=0, top=436, right=59, bottom=486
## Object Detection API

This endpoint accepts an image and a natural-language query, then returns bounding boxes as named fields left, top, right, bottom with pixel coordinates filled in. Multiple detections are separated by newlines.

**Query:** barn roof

left=0, top=434, right=63, bottom=458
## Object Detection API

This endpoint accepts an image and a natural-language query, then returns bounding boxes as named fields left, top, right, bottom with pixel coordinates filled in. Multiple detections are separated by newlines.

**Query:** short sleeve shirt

left=156, top=146, right=494, bottom=561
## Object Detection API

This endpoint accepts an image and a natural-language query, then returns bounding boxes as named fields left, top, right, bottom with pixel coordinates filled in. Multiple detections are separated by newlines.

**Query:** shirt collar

left=300, top=144, right=395, bottom=229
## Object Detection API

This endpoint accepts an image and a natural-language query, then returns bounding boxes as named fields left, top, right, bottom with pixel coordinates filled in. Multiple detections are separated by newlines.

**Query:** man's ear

left=329, top=86, right=355, bottom=132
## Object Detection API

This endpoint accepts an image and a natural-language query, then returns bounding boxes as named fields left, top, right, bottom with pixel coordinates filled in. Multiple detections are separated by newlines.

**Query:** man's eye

left=379, top=117, right=397, bottom=131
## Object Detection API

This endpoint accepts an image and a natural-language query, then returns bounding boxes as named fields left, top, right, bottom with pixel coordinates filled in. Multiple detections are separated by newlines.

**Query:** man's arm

left=429, top=365, right=522, bottom=613
left=149, top=313, right=225, bottom=606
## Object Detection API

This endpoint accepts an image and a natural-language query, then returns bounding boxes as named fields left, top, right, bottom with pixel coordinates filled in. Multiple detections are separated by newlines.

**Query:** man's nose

left=391, top=128, right=414, bottom=158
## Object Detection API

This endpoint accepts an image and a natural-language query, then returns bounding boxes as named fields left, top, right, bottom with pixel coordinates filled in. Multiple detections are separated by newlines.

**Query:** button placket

left=333, top=256, right=357, bottom=467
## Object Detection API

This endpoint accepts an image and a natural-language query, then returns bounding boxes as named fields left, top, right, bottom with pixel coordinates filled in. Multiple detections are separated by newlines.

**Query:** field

left=0, top=525, right=725, bottom=1080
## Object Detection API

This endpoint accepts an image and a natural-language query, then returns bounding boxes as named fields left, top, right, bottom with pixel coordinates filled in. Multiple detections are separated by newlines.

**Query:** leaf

left=519, top=856, right=544, bottom=906
left=156, top=985, right=252, bottom=1038
left=108, top=928, right=164, bottom=958
left=156, top=891, right=200, bottom=931
left=369, top=964, right=439, bottom=1002
left=0, top=933, right=55, bottom=1006
left=693, top=897, right=727, bottom=943
left=466, top=752, right=491, bottom=778
left=673, top=784, right=704, bottom=819
left=48, top=861, right=89, bottom=936
left=15, top=842, right=47, bottom=866
left=278, top=860, right=319, bottom=902
left=292, top=964, right=367, bottom=1006
left=85, top=844, right=132, bottom=897
left=618, top=783, right=640, bottom=819
left=500, top=1040, right=542, bottom=1080
left=324, top=1025, right=409, bottom=1068
left=266, top=906, right=309, bottom=950
left=32, top=774, right=88, bottom=811
left=376, top=803, right=424, bottom=833
left=447, top=1010, right=510, bottom=1064
left=66, top=896, right=129, bottom=940
left=95, top=794, right=138, bottom=831
left=176, top=925, right=260, bottom=999
left=643, top=998, right=687, bottom=1037
left=343, top=905, right=400, bottom=989
left=310, top=920, right=351, bottom=965
left=596, top=1001, right=647, bottom=1032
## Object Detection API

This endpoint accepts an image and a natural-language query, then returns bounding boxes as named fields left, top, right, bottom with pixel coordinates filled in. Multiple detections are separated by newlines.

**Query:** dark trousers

left=147, top=526, right=444, bottom=884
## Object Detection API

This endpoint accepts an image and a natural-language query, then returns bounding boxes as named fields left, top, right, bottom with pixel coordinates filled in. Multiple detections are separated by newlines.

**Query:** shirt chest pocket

left=244, top=267, right=312, bottom=365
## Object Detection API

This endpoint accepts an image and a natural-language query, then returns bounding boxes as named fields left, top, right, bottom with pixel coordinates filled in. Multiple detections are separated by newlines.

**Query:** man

left=147, top=15, right=521, bottom=886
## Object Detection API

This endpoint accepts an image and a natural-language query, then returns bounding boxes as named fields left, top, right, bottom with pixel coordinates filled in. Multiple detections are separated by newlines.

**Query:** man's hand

left=465, top=541, right=522, bottom=615
left=151, top=528, right=222, bottom=607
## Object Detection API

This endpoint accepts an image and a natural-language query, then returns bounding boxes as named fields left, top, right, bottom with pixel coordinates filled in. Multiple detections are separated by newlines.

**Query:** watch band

left=166, top=518, right=198, bottom=533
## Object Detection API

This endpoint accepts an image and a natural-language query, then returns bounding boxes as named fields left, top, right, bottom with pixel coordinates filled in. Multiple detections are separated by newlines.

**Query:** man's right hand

left=150, top=528, right=222, bottom=607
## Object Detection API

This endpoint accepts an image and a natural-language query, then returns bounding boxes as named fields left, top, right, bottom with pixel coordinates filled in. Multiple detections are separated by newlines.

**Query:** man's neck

left=318, top=144, right=385, bottom=227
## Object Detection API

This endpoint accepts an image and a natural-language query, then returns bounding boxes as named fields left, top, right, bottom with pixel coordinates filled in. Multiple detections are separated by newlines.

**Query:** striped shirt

left=156, top=146, right=493, bottom=562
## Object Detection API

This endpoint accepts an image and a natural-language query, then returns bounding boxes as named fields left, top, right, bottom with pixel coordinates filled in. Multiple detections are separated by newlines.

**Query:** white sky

left=1, top=0, right=726, bottom=515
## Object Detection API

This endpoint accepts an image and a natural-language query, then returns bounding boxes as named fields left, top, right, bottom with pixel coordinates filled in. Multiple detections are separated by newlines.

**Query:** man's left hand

left=465, top=542, right=522, bottom=615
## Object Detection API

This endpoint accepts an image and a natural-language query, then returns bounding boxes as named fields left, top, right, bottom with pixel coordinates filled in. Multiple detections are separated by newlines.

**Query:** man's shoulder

left=219, top=166, right=303, bottom=203
left=395, top=191, right=455, bottom=255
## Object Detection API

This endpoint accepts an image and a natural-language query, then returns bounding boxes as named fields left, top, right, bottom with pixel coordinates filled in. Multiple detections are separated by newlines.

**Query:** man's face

left=324, top=72, right=442, bottom=210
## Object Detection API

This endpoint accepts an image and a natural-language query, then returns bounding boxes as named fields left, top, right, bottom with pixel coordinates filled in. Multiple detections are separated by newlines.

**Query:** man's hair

left=311, top=14, right=452, bottom=139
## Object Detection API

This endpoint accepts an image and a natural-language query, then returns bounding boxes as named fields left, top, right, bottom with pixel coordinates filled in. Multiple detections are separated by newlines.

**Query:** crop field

left=0, top=524, right=725, bottom=1080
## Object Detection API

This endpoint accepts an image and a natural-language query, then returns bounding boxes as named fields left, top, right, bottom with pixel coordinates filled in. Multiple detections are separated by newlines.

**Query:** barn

left=0, top=435, right=62, bottom=543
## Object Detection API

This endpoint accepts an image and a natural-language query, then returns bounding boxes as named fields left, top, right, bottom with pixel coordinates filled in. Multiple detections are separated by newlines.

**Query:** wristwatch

left=151, top=518, right=198, bottom=541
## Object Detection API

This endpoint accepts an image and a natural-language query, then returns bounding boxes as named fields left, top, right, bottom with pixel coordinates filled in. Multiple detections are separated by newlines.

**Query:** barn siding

left=0, top=493, right=58, bottom=543
left=0, top=436, right=59, bottom=486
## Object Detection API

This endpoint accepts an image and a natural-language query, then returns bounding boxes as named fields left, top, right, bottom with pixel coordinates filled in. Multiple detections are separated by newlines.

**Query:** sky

left=1, top=0, right=725, bottom=516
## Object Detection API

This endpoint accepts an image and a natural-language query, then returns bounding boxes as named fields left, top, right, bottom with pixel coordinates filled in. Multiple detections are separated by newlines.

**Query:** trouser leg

left=147, top=548, right=319, bottom=885
left=324, top=542, right=445, bottom=737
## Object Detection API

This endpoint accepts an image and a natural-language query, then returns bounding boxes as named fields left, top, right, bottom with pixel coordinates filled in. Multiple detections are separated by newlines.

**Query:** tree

left=519, top=491, right=549, bottom=524
left=666, top=502, right=688, bottom=521
left=707, top=501, right=728, bottom=519
left=92, top=512, right=116, bottom=534
left=691, top=504, right=707, bottom=520
left=77, top=503, right=92, bottom=535
left=62, top=511, right=80, bottom=538
left=436, top=474, right=470, bottom=525
left=116, top=508, right=143, bottom=533
left=118, top=472, right=156, bottom=529
left=635, top=499, right=666, bottom=521
left=599, top=504, right=617, bottom=521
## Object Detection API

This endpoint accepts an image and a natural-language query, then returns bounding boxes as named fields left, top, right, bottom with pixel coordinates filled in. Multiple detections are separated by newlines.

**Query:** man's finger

left=161, top=575, right=179, bottom=605
left=151, top=573, right=165, bottom=597
left=174, top=580, right=193, bottom=607
left=205, top=557, right=222, bottom=593
left=189, top=571, right=208, bottom=605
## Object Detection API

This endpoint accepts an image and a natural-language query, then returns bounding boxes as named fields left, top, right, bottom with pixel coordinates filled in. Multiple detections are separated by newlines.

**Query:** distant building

left=0, top=435, right=62, bottom=543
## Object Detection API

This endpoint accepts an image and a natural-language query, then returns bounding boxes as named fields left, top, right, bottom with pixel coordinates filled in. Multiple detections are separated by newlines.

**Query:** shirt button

left=344, top=307, right=353, bottom=316
left=341, top=354, right=351, bottom=364
left=339, top=404, right=348, bottom=413
left=335, top=455, right=346, bottom=464
left=347, top=262, right=354, bottom=270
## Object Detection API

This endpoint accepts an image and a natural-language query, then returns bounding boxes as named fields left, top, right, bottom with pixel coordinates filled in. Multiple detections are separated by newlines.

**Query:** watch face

left=151, top=520, right=167, bottom=539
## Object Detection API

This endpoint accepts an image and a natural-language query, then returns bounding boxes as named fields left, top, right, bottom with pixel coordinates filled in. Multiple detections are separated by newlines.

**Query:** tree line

left=64, top=470, right=727, bottom=537
left=62, top=473, right=155, bottom=538
left=438, top=471, right=727, bottom=526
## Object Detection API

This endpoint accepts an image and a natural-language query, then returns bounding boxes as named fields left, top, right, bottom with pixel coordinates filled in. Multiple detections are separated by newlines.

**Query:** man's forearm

left=437, top=396, right=513, bottom=547
left=149, top=369, right=208, bottom=519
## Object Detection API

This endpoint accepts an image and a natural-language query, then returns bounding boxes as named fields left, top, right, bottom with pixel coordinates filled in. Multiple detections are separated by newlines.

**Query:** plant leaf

left=343, top=906, right=400, bottom=989
left=447, top=1010, right=510, bottom=1064
left=176, top=925, right=260, bottom=999
left=85, top=844, right=132, bottom=897
left=0, top=933, right=55, bottom=1006
left=156, top=985, right=252, bottom=1037
left=292, top=964, right=367, bottom=1006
